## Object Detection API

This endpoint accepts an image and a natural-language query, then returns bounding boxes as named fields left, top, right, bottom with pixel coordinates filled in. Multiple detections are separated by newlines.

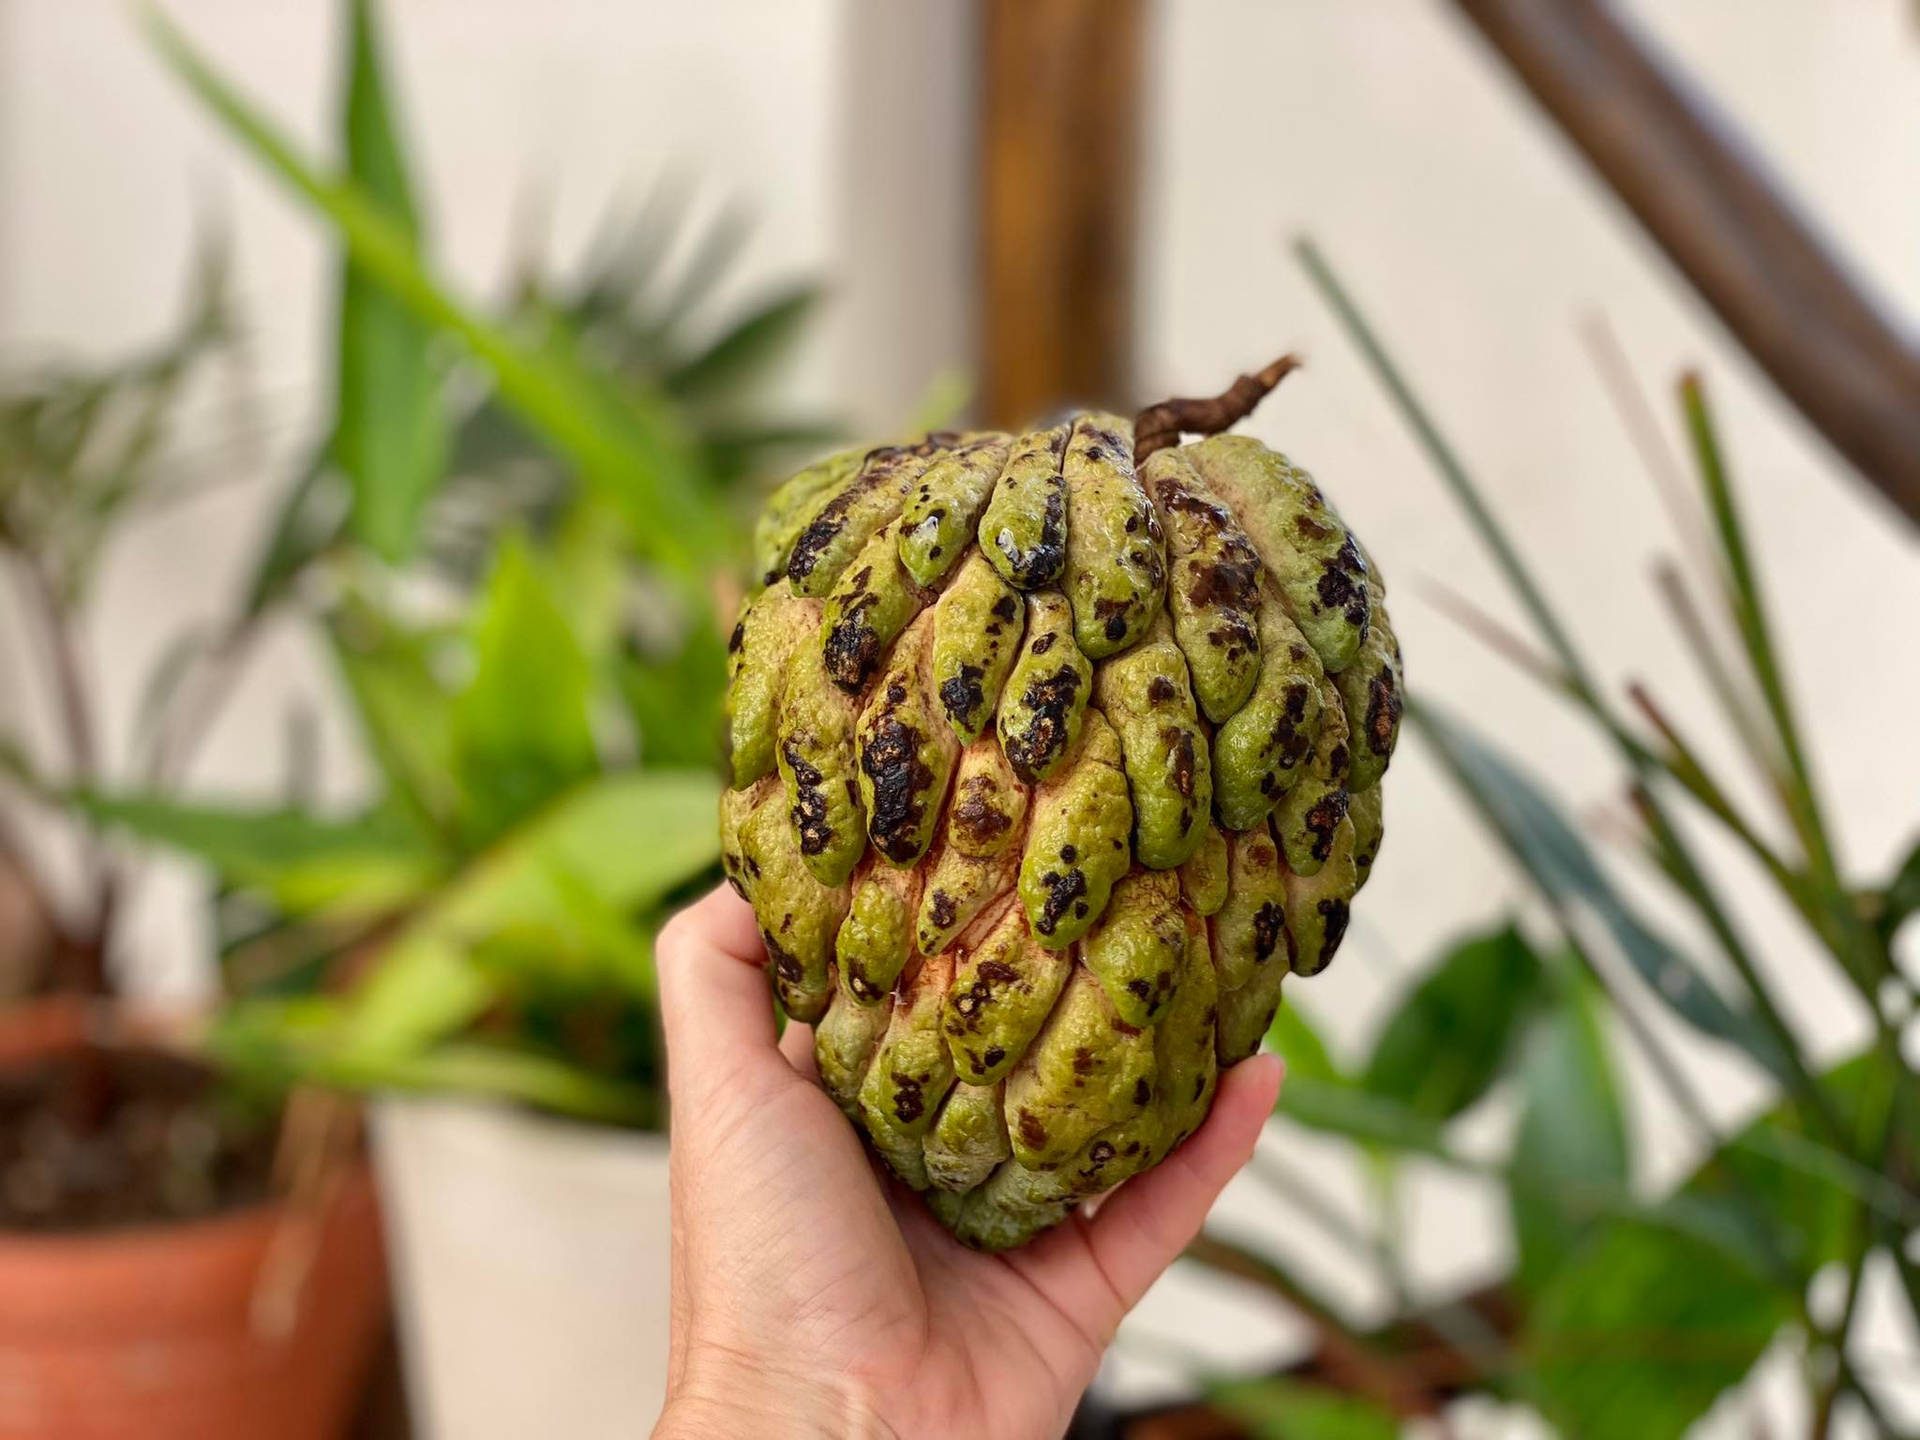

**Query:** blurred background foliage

left=23, top=0, right=846, bottom=1129
left=1170, top=245, right=1919, bottom=1439
left=0, top=0, right=1912, bottom=1435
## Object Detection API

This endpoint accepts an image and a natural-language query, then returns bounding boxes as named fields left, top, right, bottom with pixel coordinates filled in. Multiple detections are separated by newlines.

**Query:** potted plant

left=68, top=3, right=840, bottom=1432
left=0, top=241, right=388, bottom=1436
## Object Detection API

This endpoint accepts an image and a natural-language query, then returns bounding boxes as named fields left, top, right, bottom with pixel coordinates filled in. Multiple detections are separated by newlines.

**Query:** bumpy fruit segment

left=838, top=862, right=920, bottom=1002
left=856, top=615, right=961, bottom=867
left=1335, top=574, right=1402, bottom=793
left=1081, top=868, right=1185, bottom=1027
left=1018, top=712, right=1132, bottom=950
left=1187, top=435, right=1371, bottom=675
left=943, top=905, right=1070, bottom=1085
left=1272, top=670, right=1350, bottom=878
left=774, top=606, right=867, bottom=887
left=1211, top=587, right=1325, bottom=831
left=725, top=583, right=810, bottom=788
left=1214, top=826, right=1289, bottom=991
left=931, top=555, right=1025, bottom=742
left=915, top=740, right=1026, bottom=956
left=1095, top=616, right=1211, bottom=869
left=752, top=446, right=865, bottom=590
left=789, top=438, right=955, bottom=597
left=1285, top=813, right=1358, bottom=978
left=725, top=412, right=1401, bottom=1251
left=1062, top=414, right=1165, bottom=659
left=1144, top=448, right=1262, bottom=723
left=731, top=778, right=848, bottom=1022
left=996, top=591, right=1091, bottom=784
left=979, top=425, right=1071, bottom=588
left=900, top=434, right=1014, bottom=586
left=821, top=521, right=932, bottom=692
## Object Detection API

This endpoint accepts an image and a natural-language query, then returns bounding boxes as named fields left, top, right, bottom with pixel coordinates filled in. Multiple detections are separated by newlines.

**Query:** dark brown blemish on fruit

left=1252, top=901, right=1285, bottom=965
left=782, top=741, right=836, bottom=858
left=1017, top=1111, right=1048, bottom=1151
left=1004, top=665, right=1085, bottom=781
left=861, top=707, right=936, bottom=863
left=939, top=663, right=985, bottom=730
left=950, top=778, right=1013, bottom=850
left=1033, top=867, right=1088, bottom=936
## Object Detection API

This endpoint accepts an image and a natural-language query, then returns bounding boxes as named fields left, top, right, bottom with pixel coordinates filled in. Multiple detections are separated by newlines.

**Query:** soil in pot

left=0, top=1040, right=278, bottom=1232
left=0, top=1002, right=390, bottom=1440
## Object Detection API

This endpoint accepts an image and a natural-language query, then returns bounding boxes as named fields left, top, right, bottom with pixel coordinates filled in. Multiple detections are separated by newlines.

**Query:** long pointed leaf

left=1360, top=923, right=1549, bottom=1121
left=146, top=6, right=723, bottom=572
left=1412, top=699, right=1792, bottom=1083
left=449, top=535, right=597, bottom=844
left=332, top=0, right=446, bottom=560
left=1509, top=981, right=1630, bottom=1292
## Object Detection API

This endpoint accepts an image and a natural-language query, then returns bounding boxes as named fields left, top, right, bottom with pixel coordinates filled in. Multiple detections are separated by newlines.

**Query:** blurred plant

left=1175, top=242, right=1919, bottom=1440
left=0, top=231, right=246, bottom=997
left=14, top=0, right=840, bottom=1128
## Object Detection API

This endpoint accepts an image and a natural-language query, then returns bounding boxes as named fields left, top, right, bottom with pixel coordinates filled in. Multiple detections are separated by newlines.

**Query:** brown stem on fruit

left=1132, top=352, right=1301, bottom=464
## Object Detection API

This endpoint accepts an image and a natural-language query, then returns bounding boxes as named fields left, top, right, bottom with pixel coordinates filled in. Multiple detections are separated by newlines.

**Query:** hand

left=652, top=886, right=1283, bottom=1440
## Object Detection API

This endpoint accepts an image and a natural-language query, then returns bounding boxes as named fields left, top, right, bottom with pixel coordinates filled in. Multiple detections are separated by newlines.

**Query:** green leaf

left=1681, top=1051, right=1885, bottom=1275
left=211, top=997, right=653, bottom=1125
left=423, top=768, right=721, bottom=941
left=78, top=791, right=441, bottom=917
left=242, top=456, right=347, bottom=616
left=1527, top=1219, right=1791, bottom=1440
left=1266, top=997, right=1344, bottom=1086
left=450, top=535, right=597, bottom=844
left=1877, top=833, right=1920, bottom=943
left=145, top=7, right=724, bottom=573
left=472, top=868, right=661, bottom=1003
left=339, top=1039, right=655, bottom=1125
left=1280, top=1076, right=1451, bottom=1158
left=1209, top=1377, right=1400, bottom=1440
left=336, top=931, right=495, bottom=1060
left=620, top=617, right=728, bottom=772
left=1413, top=700, right=1794, bottom=1085
left=1360, top=922, right=1547, bottom=1121
left=1680, top=378, right=1845, bottom=921
left=1509, top=981, right=1629, bottom=1293
left=666, top=286, right=821, bottom=403
left=332, top=0, right=445, bottom=561
left=327, top=601, right=463, bottom=837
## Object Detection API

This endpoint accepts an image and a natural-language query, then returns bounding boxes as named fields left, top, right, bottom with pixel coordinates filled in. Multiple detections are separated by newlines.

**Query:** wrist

left=654, top=1346, right=893, bottom=1440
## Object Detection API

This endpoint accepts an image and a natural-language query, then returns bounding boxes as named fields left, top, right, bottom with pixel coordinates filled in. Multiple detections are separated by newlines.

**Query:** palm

left=659, top=887, right=1281, bottom=1440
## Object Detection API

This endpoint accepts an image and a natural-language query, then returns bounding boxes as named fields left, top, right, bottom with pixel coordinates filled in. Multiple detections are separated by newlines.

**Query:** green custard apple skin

left=721, top=409, right=1399, bottom=1250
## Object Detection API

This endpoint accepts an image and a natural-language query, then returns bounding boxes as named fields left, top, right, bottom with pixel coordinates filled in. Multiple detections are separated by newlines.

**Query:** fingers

left=1011, top=1053, right=1282, bottom=1342
left=656, top=885, right=779, bottom=1101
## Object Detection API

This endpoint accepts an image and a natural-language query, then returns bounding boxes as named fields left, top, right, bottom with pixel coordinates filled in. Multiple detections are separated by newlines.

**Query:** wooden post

left=977, top=0, right=1145, bottom=429
left=1452, top=0, right=1920, bottom=530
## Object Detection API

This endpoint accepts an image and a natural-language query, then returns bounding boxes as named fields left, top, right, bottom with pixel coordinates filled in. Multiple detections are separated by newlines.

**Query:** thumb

left=656, top=885, right=781, bottom=1103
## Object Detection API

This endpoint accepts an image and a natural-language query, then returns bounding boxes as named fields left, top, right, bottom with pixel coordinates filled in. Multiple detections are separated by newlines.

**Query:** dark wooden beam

left=977, top=0, right=1144, bottom=429
left=1452, top=0, right=1920, bottom=529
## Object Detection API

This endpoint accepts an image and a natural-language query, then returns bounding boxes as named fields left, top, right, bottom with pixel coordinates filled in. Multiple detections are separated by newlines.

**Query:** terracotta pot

left=0, top=998, right=389, bottom=1440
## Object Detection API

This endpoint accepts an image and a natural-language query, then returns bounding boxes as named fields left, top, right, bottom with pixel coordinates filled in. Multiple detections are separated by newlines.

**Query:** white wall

left=2, top=0, right=1916, bottom=1429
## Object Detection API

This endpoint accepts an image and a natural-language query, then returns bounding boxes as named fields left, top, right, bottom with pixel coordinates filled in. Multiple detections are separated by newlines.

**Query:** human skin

left=652, top=885, right=1284, bottom=1440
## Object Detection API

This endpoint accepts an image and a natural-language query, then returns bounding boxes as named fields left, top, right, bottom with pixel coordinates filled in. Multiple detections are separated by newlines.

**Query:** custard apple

left=719, top=364, right=1401, bottom=1249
